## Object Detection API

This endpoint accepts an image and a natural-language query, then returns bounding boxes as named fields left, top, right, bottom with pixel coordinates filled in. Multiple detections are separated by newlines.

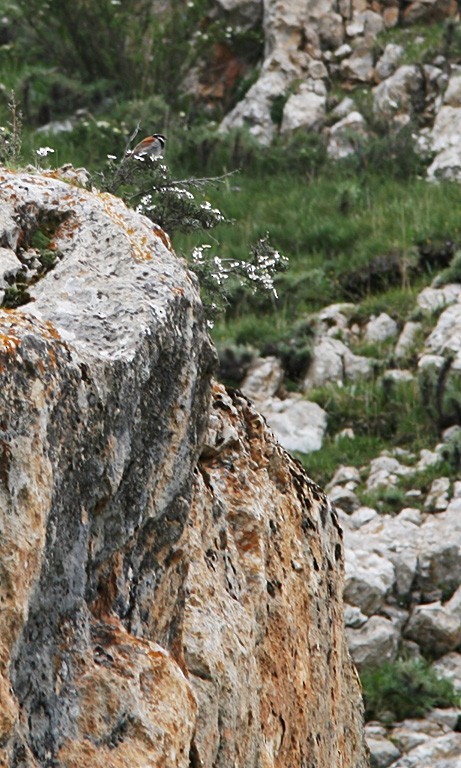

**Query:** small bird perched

left=130, top=133, right=166, bottom=160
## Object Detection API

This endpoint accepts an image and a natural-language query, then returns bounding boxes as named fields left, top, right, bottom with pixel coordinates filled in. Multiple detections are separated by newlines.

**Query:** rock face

left=0, top=170, right=367, bottom=768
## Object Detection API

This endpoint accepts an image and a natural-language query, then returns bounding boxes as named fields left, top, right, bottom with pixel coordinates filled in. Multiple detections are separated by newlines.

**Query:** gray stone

left=417, top=500, right=461, bottom=600
left=366, top=736, right=401, bottom=768
left=327, top=111, right=368, bottom=159
left=241, top=356, right=284, bottom=400
left=425, top=477, right=451, bottom=512
left=427, top=106, right=461, bottom=180
left=395, top=321, right=422, bottom=360
left=347, top=616, right=400, bottom=669
left=444, top=73, right=461, bottom=106
left=0, top=247, right=23, bottom=288
left=389, top=732, right=461, bottom=767
left=405, top=586, right=461, bottom=656
left=303, top=336, right=373, bottom=390
left=375, top=43, right=404, bottom=81
left=433, top=652, right=461, bottom=691
left=365, top=313, right=399, bottom=343
left=349, top=506, right=379, bottom=529
left=331, top=96, right=356, bottom=117
left=341, top=46, right=374, bottom=82
left=344, top=549, right=395, bottom=614
left=373, top=65, right=425, bottom=124
left=344, top=604, right=368, bottom=628
left=258, top=394, right=327, bottom=453
left=326, top=465, right=361, bottom=489
left=366, top=455, right=411, bottom=490
left=328, top=485, right=360, bottom=513
left=281, top=84, right=326, bottom=133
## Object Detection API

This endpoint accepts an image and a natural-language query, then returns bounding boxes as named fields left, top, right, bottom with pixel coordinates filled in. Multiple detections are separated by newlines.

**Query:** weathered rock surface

left=0, top=170, right=367, bottom=768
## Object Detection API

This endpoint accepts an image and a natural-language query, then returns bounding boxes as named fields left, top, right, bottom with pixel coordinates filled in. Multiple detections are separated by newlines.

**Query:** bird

left=130, top=133, right=166, bottom=160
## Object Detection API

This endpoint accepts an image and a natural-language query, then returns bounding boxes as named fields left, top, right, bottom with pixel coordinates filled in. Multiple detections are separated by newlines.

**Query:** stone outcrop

left=215, top=0, right=461, bottom=178
left=0, top=169, right=367, bottom=768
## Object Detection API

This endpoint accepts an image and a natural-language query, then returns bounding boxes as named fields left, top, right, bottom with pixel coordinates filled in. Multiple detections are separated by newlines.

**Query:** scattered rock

left=375, top=44, right=405, bottom=81
left=259, top=394, right=327, bottom=453
left=395, top=321, right=422, bottom=360
left=425, top=477, right=451, bottom=511
left=241, top=355, right=284, bottom=400
left=347, top=616, right=400, bottom=669
left=344, top=550, right=395, bottom=614
left=281, top=82, right=327, bottom=133
left=404, top=585, right=461, bottom=656
left=327, top=111, right=368, bottom=159
left=366, top=735, right=401, bottom=767
left=341, top=45, right=375, bottom=82
left=373, top=65, right=425, bottom=125
left=303, top=336, right=373, bottom=390
left=0, top=247, right=23, bottom=288
left=365, top=312, right=399, bottom=343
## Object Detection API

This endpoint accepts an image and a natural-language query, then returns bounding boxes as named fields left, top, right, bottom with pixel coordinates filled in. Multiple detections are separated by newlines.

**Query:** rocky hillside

left=0, top=168, right=367, bottom=768
left=207, top=0, right=461, bottom=180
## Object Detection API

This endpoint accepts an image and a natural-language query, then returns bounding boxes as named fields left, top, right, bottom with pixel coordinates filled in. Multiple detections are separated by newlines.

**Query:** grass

left=296, top=434, right=386, bottom=489
left=375, top=21, right=451, bottom=66
left=361, top=658, right=460, bottom=723
left=173, top=169, right=461, bottom=329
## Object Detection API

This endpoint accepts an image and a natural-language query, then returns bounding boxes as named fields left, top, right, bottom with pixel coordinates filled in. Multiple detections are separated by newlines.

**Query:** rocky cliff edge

left=0, top=169, right=367, bottom=768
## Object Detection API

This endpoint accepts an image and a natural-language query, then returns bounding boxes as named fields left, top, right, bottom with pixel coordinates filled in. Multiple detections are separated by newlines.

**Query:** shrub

left=361, top=658, right=460, bottom=723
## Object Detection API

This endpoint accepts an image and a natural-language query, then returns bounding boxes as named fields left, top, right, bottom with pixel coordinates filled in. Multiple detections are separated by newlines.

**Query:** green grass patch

left=308, top=378, right=438, bottom=447
left=295, top=434, right=386, bottom=488
left=361, top=658, right=460, bottom=723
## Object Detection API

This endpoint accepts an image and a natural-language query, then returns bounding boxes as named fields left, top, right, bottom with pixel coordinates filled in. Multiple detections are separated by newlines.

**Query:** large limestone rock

left=0, top=169, right=367, bottom=768
left=220, top=0, right=332, bottom=142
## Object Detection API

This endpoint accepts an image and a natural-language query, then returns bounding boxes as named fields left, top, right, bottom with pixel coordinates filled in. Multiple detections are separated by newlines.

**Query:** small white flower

left=36, top=146, right=55, bottom=157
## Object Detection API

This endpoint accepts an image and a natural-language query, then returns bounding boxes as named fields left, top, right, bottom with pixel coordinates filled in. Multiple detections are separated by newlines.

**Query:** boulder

left=389, top=732, right=461, bottom=767
left=366, top=455, right=412, bottom=490
left=303, top=336, right=373, bottom=390
left=404, top=586, right=461, bottom=656
left=241, top=355, right=284, bottom=400
left=366, top=735, right=401, bottom=768
left=427, top=106, right=461, bottom=180
left=344, top=550, right=395, bottom=614
left=365, top=312, right=399, bottom=343
left=416, top=284, right=461, bottom=313
left=258, top=394, right=327, bottom=453
left=0, top=169, right=368, bottom=767
left=394, top=321, right=422, bottom=360
left=375, top=43, right=404, bottom=81
left=281, top=82, right=326, bottom=133
left=328, top=485, right=360, bottom=513
left=0, top=247, right=23, bottom=288
left=443, top=71, right=461, bottom=106
left=416, top=499, right=461, bottom=600
left=433, top=651, right=461, bottom=691
left=418, top=301, right=461, bottom=426
left=327, top=111, right=368, bottom=159
left=347, top=616, right=400, bottom=669
left=341, top=46, right=375, bottom=82
left=425, top=477, right=450, bottom=511
left=373, top=65, right=425, bottom=124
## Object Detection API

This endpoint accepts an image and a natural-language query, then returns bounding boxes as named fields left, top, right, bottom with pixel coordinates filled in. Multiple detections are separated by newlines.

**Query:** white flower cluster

left=136, top=194, right=156, bottom=214
left=200, top=200, right=226, bottom=223
left=36, top=146, right=55, bottom=157
left=161, top=186, right=195, bottom=200
left=191, top=238, right=288, bottom=297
